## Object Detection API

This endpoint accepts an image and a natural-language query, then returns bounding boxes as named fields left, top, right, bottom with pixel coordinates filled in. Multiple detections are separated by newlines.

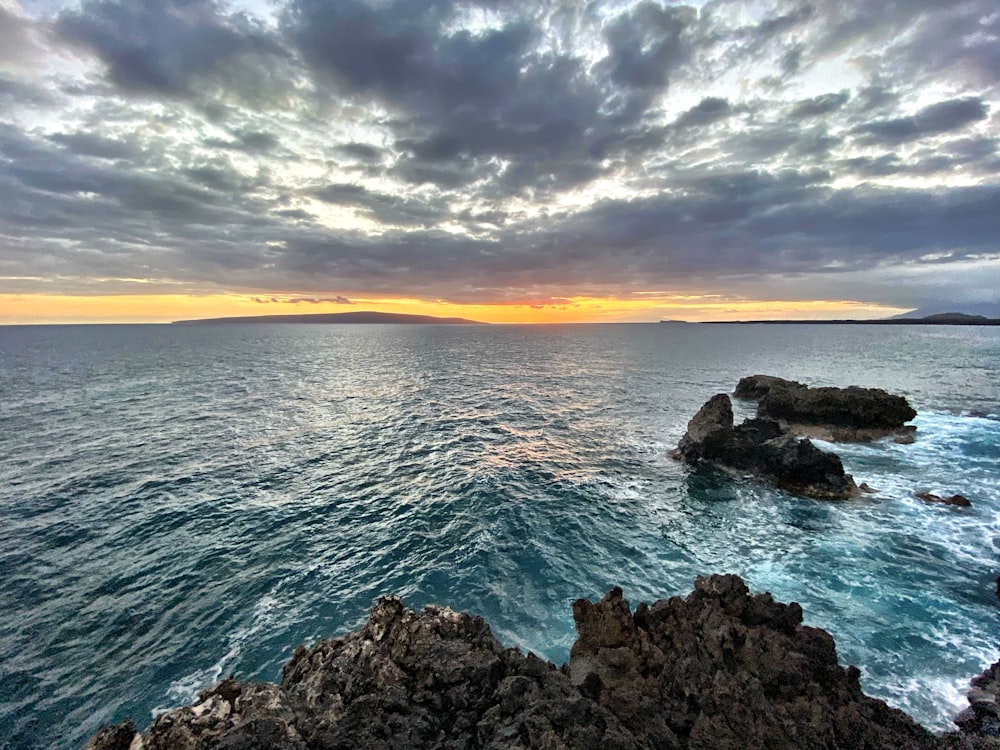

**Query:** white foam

left=873, top=673, right=970, bottom=734
left=151, top=594, right=285, bottom=717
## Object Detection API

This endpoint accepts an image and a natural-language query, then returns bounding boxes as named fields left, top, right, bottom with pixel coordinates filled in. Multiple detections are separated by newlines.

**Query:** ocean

left=0, top=322, right=998, bottom=748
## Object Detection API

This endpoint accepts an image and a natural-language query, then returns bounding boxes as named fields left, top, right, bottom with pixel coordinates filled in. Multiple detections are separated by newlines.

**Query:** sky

left=0, top=0, right=998, bottom=324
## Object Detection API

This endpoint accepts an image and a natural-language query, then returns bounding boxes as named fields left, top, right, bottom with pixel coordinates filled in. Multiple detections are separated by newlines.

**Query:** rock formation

left=88, top=574, right=1000, bottom=750
left=914, top=492, right=972, bottom=507
left=734, top=375, right=917, bottom=442
left=672, top=393, right=858, bottom=499
left=953, top=661, right=999, bottom=741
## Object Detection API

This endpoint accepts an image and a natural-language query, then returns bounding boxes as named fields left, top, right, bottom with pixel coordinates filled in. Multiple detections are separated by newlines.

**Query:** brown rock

left=734, top=374, right=805, bottom=400
left=915, top=492, right=972, bottom=507
left=83, top=719, right=136, bottom=750
left=734, top=375, right=917, bottom=442
left=673, top=394, right=859, bottom=499
left=87, top=578, right=985, bottom=750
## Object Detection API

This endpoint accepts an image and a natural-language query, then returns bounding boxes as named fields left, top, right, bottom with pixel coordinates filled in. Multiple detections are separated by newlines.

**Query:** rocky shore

left=86, top=575, right=997, bottom=750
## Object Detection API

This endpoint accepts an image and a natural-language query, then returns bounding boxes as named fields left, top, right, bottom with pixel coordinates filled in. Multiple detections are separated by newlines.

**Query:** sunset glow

left=0, top=293, right=910, bottom=325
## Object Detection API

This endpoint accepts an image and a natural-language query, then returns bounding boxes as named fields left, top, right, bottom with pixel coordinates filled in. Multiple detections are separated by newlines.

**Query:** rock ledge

left=86, top=576, right=995, bottom=749
left=734, top=375, right=917, bottom=442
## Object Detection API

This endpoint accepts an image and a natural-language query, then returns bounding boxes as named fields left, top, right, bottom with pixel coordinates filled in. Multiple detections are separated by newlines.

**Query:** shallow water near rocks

left=0, top=322, right=998, bottom=747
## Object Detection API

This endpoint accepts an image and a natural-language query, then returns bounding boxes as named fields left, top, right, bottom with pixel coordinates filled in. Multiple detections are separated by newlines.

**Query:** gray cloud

left=853, top=97, right=990, bottom=146
left=790, top=92, right=850, bottom=119
left=673, top=97, right=732, bottom=129
left=0, top=0, right=997, bottom=314
left=254, top=295, right=353, bottom=304
left=55, top=0, right=287, bottom=99
left=313, top=182, right=447, bottom=226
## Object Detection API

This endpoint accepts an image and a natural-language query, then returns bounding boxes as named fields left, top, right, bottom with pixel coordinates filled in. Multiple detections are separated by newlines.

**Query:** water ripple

left=0, top=323, right=998, bottom=746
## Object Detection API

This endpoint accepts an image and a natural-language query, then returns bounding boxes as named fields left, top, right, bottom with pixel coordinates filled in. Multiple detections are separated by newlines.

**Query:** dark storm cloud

left=313, top=182, right=447, bottom=226
left=55, top=0, right=286, bottom=98
left=47, top=131, right=140, bottom=160
left=601, top=3, right=694, bottom=89
left=853, top=97, right=990, bottom=146
left=284, top=0, right=697, bottom=193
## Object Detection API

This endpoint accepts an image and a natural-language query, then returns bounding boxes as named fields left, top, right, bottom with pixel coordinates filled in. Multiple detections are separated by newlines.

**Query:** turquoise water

left=0, top=323, right=997, bottom=747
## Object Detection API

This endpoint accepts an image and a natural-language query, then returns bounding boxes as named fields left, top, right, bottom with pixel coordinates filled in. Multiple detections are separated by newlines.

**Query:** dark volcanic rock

left=84, top=719, right=136, bottom=750
left=87, top=577, right=951, bottom=750
left=673, top=394, right=858, bottom=499
left=942, top=661, right=1000, bottom=748
left=734, top=374, right=917, bottom=441
left=278, top=597, right=638, bottom=749
left=914, top=492, right=972, bottom=507
left=570, top=576, right=936, bottom=750
left=955, top=661, right=1000, bottom=738
left=734, top=374, right=805, bottom=400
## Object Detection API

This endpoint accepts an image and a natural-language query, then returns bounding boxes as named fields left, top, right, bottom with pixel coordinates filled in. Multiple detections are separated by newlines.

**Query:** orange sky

left=0, top=293, right=911, bottom=324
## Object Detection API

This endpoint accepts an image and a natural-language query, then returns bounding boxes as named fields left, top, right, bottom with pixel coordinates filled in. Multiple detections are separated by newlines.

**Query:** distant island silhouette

left=172, top=311, right=486, bottom=325
left=666, top=312, right=1000, bottom=326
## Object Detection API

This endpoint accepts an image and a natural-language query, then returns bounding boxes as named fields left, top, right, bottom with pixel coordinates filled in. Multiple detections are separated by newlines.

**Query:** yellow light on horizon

left=0, top=293, right=911, bottom=325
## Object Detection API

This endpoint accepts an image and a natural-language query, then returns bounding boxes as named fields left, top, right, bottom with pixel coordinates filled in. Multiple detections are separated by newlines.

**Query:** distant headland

left=172, top=311, right=486, bottom=325
left=664, top=312, right=1000, bottom=326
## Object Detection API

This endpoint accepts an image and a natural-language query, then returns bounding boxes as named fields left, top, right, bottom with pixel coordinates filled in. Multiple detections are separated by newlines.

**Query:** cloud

left=253, top=295, right=353, bottom=304
left=0, top=0, right=997, bottom=315
left=673, top=97, right=732, bottom=129
left=789, top=92, right=850, bottom=119
left=47, top=131, right=140, bottom=160
left=55, top=0, right=287, bottom=100
left=853, top=97, right=990, bottom=146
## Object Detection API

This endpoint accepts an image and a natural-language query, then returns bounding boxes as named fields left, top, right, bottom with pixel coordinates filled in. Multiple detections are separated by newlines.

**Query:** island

left=171, top=311, right=486, bottom=325
left=695, top=312, right=1000, bottom=326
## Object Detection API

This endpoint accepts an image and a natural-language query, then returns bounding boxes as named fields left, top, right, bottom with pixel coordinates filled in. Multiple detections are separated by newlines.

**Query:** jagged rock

left=277, top=597, right=637, bottom=749
left=734, top=375, right=917, bottom=441
left=83, top=719, right=136, bottom=750
left=734, top=374, right=805, bottom=400
left=914, top=492, right=972, bottom=507
left=87, top=577, right=998, bottom=750
left=87, top=577, right=958, bottom=750
left=673, top=394, right=858, bottom=499
left=570, top=576, right=936, bottom=750
left=940, top=661, right=1000, bottom=748
left=142, top=680, right=305, bottom=750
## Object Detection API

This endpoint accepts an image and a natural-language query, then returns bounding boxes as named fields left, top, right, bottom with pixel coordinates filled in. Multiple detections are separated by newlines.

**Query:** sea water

left=0, top=323, right=997, bottom=748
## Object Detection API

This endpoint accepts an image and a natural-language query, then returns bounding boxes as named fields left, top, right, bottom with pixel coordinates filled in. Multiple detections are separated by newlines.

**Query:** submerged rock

left=673, top=393, right=858, bottom=499
left=914, top=492, right=972, bottom=507
left=87, top=576, right=955, bottom=750
left=734, top=375, right=917, bottom=441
